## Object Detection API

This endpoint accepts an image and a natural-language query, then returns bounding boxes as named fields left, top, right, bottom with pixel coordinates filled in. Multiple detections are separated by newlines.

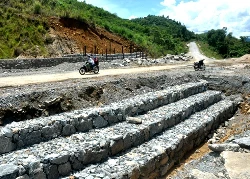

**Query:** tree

left=207, top=29, right=227, bottom=56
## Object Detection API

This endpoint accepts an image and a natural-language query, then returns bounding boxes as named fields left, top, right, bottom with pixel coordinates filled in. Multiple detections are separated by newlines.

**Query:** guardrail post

left=106, top=48, right=108, bottom=61
left=110, top=42, right=112, bottom=54
left=122, top=46, right=124, bottom=59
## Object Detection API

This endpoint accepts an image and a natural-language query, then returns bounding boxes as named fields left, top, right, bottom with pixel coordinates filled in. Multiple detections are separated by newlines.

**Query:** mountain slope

left=0, top=0, right=194, bottom=59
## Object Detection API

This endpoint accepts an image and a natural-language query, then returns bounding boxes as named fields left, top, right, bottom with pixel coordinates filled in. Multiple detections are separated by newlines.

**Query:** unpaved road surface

left=188, top=42, right=209, bottom=61
left=0, top=64, right=189, bottom=87
left=0, top=42, right=201, bottom=87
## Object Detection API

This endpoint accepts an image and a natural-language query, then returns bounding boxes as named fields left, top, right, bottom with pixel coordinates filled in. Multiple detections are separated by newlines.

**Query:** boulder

left=208, top=143, right=240, bottom=152
left=234, top=137, right=250, bottom=149
left=126, top=117, right=142, bottom=124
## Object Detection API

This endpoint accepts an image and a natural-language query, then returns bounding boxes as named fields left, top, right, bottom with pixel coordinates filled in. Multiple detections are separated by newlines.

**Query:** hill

left=0, top=0, right=195, bottom=59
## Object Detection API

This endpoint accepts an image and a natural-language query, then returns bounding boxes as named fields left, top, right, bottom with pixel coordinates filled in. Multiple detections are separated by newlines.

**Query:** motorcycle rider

left=87, top=54, right=95, bottom=70
left=198, top=59, right=205, bottom=68
left=93, top=55, right=99, bottom=66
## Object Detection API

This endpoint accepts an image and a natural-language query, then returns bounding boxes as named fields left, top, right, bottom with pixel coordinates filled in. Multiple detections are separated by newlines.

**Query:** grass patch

left=0, top=7, right=48, bottom=58
left=197, top=41, right=223, bottom=59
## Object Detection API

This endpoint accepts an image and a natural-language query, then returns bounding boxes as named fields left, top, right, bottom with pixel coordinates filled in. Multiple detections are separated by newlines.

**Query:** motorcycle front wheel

left=79, top=67, right=86, bottom=75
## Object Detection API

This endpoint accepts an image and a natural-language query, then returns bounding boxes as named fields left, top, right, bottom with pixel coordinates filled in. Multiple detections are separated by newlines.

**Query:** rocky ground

left=0, top=53, right=250, bottom=178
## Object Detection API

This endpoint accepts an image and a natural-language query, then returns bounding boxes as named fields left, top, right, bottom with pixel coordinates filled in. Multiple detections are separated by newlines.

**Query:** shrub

left=104, top=24, right=110, bottom=31
left=34, top=3, right=41, bottom=14
left=45, top=34, right=54, bottom=44
left=64, top=10, right=70, bottom=18
left=14, top=47, right=23, bottom=57
left=37, top=25, right=45, bottom=33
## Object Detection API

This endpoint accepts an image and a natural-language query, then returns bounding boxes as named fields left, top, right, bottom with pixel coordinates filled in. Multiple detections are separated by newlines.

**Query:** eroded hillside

left=19, top=16, right=136, bottom=58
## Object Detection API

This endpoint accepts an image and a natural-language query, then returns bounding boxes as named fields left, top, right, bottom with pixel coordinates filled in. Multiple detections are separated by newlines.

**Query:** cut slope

left=45, top=17, right=136, bottom=57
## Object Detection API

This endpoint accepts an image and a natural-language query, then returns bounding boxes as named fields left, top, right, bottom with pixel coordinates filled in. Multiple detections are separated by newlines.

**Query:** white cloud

left=129, top=15, right=138, bottom=20
left=159, top=0, right=250, bottom=38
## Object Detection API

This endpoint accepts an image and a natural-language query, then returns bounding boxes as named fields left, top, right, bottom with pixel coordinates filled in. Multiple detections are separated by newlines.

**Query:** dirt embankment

left=18, top=16, right=138, bottom=58
left=45, top=17, right=136, bottom=57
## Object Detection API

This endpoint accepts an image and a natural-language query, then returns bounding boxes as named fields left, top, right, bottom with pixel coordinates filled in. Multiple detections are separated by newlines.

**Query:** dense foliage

left=196, top=28, right=250, bottom=58
left=0, top=0, right=195, bottom=58
left=130, top=15, right=195, bottom=56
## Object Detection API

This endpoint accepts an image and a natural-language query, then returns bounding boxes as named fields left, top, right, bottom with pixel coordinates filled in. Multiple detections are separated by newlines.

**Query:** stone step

left=0, top=82, right=207, bottom=154
left=0, top=90, right=220, bottom=179
left=63, top=98, right=237, bottom=179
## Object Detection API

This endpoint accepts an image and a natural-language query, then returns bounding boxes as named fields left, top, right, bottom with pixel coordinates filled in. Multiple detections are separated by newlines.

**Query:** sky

left=80, top=0, right=250, bottom=38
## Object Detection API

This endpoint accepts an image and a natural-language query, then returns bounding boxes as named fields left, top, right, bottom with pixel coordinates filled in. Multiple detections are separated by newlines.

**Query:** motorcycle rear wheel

left=93, top=66, right=99, bottom=74
left=79, top=67, right=86, bottom=75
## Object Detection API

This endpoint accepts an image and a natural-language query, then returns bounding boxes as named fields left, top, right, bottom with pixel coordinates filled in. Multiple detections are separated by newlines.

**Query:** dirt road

left=0, top=64, right=192, bottom=87
left=188, top=42, right=208, bottom=60
left=0, top=42, right=211, bottom=87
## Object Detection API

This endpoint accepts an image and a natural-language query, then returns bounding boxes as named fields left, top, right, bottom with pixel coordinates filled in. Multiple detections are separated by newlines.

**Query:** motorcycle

left=194, top=59, right=205, bottom=71
left=79, top=62, right=99, bottom=75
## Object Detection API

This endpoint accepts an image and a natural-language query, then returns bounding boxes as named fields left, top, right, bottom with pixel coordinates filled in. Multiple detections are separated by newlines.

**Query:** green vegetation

left=95, top=14, right=195, bottom=57
left=197, top=41, right=223, bottom=59
left=196, top=41, right=223, bottom=59
left=130, top=15, right=195, bottom=56
left=0, top=0, right=49, bottom=58
left=196, top=28, right=250, bottom=59
left=0, top=0, right=195, bottom=59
